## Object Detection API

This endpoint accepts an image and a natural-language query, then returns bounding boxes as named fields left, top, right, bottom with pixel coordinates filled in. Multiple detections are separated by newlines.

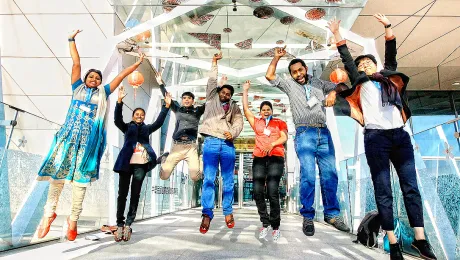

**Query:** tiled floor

left=1, top=208, right=414, bottom=260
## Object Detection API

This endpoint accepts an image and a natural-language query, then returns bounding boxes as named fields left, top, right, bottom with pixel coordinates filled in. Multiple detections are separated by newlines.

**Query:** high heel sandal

left=122, top=226, right=132, bottom=242
left=37, top=213, right=57, bottom=239
left=67, top=217, right=78, bottom=241
left=114, top=226, right=123, bottom=242
left=200, top=214, right=211, bottom=234
left=225, top=214, right=235, bottom=229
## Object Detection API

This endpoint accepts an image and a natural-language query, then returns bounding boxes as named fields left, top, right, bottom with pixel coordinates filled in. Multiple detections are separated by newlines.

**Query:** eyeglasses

left=358, top=59, right=374, bottom=69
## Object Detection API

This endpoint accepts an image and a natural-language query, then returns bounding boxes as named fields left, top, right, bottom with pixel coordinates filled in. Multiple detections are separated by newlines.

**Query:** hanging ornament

left=135, top=30, right=151, bottom=43
left=329, top=68, right=348, bottom=84
left=305, top=8, right=326, bottom=20
left=128, top=70, right=145, bottom=100
left=276, top=40, right=285, bottom=45
left=189, top=14, right=214, bottom=26
left=253, top=6, right=274, bottom=19
left=223, top=27, right=232, bottom=33
left=188, top=33, right=221, bottom=50
left=280, top=16, right=295, bottom=25
left=235, top=38, right=253, bottom=50
left=273, top=99, right=281, bottom=103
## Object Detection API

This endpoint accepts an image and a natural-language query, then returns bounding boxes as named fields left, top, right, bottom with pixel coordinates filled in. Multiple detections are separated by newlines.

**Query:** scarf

left=78, top=84, right=108, bottom=174
left=370, top=72, right=402, bottom=109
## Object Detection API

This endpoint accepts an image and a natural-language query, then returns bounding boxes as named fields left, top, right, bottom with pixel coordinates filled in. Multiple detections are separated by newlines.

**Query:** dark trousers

left=116, top=164, right=148, bottom=227
left=364, top=127, right=424, bottom=230
left=252, top=156, right=284, bottom=229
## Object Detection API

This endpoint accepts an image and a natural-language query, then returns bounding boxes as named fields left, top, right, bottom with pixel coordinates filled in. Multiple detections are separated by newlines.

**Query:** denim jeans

left=253, top=156, right=284, bottom=229
left=295, top=126, right=340, bottom=220
left=116, top=164, right=148, bottom=227
left=201, top=137, right=236, bottom=219
left=364, top=127, right=423, bottom=230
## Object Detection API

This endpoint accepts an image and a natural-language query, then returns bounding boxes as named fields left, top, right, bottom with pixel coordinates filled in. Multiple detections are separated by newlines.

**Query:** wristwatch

left=384, top=24, right=391, bottom=28
left=68, top=38, right=75, bottom=42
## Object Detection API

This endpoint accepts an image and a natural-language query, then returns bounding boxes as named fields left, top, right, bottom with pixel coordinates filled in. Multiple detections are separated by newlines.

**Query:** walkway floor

left=1, top=207, right=414, bottom=260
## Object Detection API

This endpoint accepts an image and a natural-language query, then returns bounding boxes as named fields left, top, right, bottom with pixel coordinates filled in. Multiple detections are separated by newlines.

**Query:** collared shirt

left=269, top=75, right=337, bottom=128
left=253, top=117, right=287, bottom=157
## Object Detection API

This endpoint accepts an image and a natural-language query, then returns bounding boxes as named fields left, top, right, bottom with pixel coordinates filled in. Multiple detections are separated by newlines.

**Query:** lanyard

left=265, top=116, right=272, bottom=128
left=84, top=86, right=93, bottom=104
left=304, top=84, right=312, bottom=100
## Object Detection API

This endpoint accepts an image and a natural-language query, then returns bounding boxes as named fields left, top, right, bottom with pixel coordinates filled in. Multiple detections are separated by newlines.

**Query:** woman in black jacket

left=113, top=86, right=171, bottom=242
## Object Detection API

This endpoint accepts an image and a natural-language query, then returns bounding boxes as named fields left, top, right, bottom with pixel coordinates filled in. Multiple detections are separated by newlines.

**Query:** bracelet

left=384, top=24, right=391, bottom=29
left=68, top=38, right=75, bottom=42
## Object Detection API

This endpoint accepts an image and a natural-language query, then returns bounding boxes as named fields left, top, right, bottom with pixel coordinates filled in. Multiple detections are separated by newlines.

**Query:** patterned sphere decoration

left=276, top=40, right=285, bottom=44
left=253, top=6, right=274, bottom=19
left=223, top=27, right=232, bottom=33
left=128, top=70, right=145, bottom=88
left=305, top=8, right=326, bottom=20
left=280, top=16, right=295, bottom=25
left=329, top=68, right=348, bottom=84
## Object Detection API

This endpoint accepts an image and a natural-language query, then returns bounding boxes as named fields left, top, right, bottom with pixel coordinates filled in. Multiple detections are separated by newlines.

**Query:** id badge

left=263, top=128, right=271, bottom=136
left=79, top=104, right=91, bottom=112
left=307, top=96, right=319, bottom=108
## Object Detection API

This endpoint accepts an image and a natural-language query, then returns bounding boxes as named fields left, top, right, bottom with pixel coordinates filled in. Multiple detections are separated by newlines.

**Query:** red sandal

left=225, top=214, right=235, bottom=229
left=199, top=214, right=211, bottom=234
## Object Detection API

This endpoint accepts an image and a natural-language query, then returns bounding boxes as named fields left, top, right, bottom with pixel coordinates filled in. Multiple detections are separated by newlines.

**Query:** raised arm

left=242, top=80, right=255, bottom=127
left=206, top=52, right=222, bottom=98
left=265, top=46, right=286, bottom=81
left=327, top=18, right=360, bottom=85
left=374, top=13, right=397, bottom=71
left=114, top=86, right=128, bottom=133
left=69, top=30, right=82, bottom=84
left=109, top=53, right=145, bottom=93
left=155, top=70, right=178, bottom=111
left=148, top=92, right=171, bottom=134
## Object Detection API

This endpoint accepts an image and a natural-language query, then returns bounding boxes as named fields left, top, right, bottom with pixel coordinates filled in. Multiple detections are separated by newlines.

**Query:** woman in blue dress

left=36, top=29, right=145, bottom=241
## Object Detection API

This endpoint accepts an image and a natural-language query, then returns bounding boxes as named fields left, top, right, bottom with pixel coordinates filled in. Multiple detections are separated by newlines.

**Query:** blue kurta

left=37, top=79, right=111, bottom=186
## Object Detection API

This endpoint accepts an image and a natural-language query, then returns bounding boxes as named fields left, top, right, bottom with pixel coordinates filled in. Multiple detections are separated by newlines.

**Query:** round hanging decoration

left=223, top=27, right=232, bottom=33
left=280, top=16, right=295, bottom=25
left=276, top=40, right=285, bottom=44
left=253, top=6, right=274, bottom=19
left=305, top=8, right=326, bottom=20
left=135, top=30, right=151, bottom=42
left=329, top=68, right=348, bottom=84
left=128, top=70, right=145, bottom=99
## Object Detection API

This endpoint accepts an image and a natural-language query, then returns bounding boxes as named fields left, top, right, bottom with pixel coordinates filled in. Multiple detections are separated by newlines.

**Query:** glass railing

left=329, top=120, right=460, bottom=260
left=0, top=101, right=196, bottom=252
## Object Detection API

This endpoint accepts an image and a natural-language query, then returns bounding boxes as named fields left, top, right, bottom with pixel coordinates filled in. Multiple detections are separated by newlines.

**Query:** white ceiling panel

left=0, top=15, right=54, bottom=57
left=396, top=17, right=460, bottom=58
left=2, top=95, right=44, bottom=116
left=29, top=96, right=73, bottom=124
left=14, top=0, right=88, bottom=14
left=26, top=14, right=109, bottom=58
left=9, top=129, right=58, bottom=156
left=81, top=0, right=114, bottom=14
left=58, top=57, right=104, bottom=78
left=92, top=14, right=115, bottom=38
left=360, top=0, right=434, bottom=15
left=1, top=67, right=26, bottom=95
left=2, top=58, right=72, bottom=96
left=426, top=0, right=460, bottom=17
left=0, top=0, right=21, bottom=14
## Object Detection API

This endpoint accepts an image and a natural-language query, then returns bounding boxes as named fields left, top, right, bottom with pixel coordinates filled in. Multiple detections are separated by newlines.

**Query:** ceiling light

left=453, top=82, right=460, bottom=86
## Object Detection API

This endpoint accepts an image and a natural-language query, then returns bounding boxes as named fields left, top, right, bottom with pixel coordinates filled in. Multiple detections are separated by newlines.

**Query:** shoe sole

left=303, top=229, right=315, bottom=236
left=411, top=244, right=437, bottom=260
left=323, top=221, right=350, bottom=232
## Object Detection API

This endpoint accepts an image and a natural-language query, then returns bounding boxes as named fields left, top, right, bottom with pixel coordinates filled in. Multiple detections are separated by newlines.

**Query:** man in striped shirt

left=198, top=52, right=244, bottom=234
left=265, top=47, right=350, bottom=236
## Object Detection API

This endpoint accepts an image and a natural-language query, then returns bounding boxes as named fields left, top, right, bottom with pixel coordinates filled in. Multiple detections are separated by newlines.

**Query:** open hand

left=165, top=92, right=172, bottom=108
left=373, top=13, right=391, bottom=27
left=155, top=70, right=164, bottom=85
left=219, top=74, right=228, bottom=86
left=243, top=80, right=251, bottom=91
left=261, top=143, right=274, bottom=155
left=274, top=45, right=287, bottom=58
left=117, top=86, right=127, bottom=102
left=223, top=131, right=233, bottom=140
left=136, top=53, right=145, bottom=66
left=324, top=90, right=337, bottom=107
left=326, top=18, right=341, bottom=34
left=213, top=51, right=223, bottom=61
left=69, top=29, right=82, bottom=39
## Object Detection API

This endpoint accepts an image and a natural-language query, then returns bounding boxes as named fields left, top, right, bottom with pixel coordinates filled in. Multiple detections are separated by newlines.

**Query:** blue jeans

left=295, top=126, right=340, bottom=220
left=201, top=137, right=236, bottom=219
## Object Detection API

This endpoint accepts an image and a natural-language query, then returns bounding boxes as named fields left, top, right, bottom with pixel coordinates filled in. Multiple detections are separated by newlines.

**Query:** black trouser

left=364, top=127, right=424, bottom=230
left=252, top=156, right=284, bottom=229
left=117, top=164, right=148, bottom=227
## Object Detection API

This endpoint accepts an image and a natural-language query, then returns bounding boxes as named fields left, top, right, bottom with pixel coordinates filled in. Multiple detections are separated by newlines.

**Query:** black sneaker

left=411, top=239, right=437, bottom=260
left=302, top=218, right=315, bottom=236
left=390, top=243, right=404, bottom=260
left=324, top=216, right=350, bottom=232
left=156, top=152, right=169, bottom=165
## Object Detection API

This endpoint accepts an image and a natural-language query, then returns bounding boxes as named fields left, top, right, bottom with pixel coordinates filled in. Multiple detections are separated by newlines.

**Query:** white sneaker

left=259, top=226, right=270, bottom=239
left=272, top=229, right=281, bottom=242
